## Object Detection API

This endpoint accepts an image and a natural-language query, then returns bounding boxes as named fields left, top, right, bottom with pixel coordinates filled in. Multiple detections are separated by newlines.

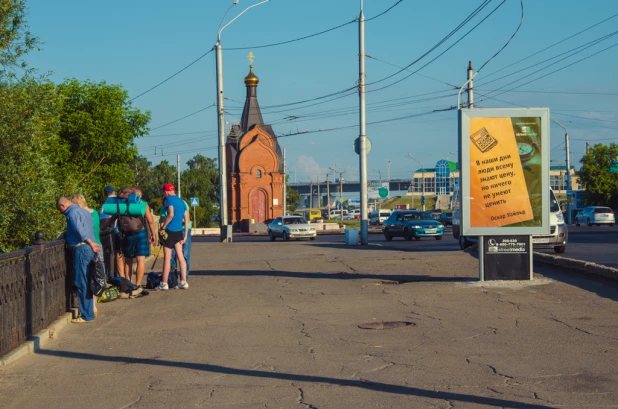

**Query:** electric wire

left=130, top=48, right=214, bottom=102
left=482, top=12, right=618, bottom=79
left=149, top=104, right=216, bottom=131
left=366, top=55, right=459, bottom=88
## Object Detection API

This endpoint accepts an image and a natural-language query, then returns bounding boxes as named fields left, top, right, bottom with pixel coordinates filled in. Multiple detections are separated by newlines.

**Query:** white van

left=369, top=209, right=392, bottom=225
left=329, top=209, right=348, bottom=219
left=452, top=187, right=568, bottom=253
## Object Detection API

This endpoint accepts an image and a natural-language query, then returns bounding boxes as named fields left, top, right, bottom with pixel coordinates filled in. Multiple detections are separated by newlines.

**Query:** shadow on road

left=190, top=269, right=476, bottom=284
left=35, top=349, right=553, bottom=409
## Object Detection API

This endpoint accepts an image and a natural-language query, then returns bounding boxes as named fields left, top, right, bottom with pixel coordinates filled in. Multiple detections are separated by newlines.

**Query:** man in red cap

left=155, top=184, right=190, bottom=290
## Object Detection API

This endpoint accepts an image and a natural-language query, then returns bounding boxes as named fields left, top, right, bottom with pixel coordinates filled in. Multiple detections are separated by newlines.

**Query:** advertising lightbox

left=459, top=108, right=550, bottom=236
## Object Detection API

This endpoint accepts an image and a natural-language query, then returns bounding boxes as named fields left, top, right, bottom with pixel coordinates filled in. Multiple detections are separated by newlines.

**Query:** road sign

left=354, top=137, right=372, bottom=155
left=378, top=187, right=388, bottom=198
left=420, top=196, right=425, bottom=205
left=190, top=197, right=199, bottom=207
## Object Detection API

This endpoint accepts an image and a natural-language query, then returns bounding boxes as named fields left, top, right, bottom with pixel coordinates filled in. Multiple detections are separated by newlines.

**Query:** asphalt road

left=196, top=225, right=618, bottom=268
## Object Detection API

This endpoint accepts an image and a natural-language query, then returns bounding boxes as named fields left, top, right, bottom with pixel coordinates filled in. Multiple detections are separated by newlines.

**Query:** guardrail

left=0, top=230, right=116, bottom=357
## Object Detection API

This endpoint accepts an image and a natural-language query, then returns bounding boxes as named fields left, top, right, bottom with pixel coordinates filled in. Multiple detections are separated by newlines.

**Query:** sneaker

left=178, top=280, right=189, bottom=290
left=154, top=282, right=169, bottom=291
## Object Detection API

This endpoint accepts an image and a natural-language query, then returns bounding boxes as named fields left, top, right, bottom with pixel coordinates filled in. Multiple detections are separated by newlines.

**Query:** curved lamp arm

left=218, top=0, right=270, bottom=42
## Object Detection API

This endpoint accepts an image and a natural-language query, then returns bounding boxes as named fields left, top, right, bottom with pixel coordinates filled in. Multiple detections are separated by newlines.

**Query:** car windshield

left=284, top=217, right=306, bottom=225
left=549, top=190, right=560, bottom=212
left=402, top=212, right=432, bottom=221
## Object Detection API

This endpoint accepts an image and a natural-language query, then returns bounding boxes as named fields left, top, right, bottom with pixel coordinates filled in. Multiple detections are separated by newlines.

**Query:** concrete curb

left=0, top=311, right=74, bottom=368
left=533, top=252, right=618, bottom=281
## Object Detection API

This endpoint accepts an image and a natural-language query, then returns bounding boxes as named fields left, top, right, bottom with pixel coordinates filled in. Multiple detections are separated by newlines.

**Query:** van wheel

left=384, top=230, right=392, bottom=241
left=268, top=231, right=276, bottom=241
left=282, top=232, right=290, bottom=241
left=554, top=246, right=566, bottom=254
left=404, top=229, right=412, bottom=241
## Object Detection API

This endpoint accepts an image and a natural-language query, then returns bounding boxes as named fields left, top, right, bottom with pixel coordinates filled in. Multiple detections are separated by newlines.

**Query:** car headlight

left=290, top=229, right=299, bottom=232
left=438, top=224, right=444, bottom=228
left=410, top=225, right=422, bottom=229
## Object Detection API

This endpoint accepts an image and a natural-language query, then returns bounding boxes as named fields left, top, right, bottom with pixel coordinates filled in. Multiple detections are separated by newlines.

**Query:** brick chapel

left=225, top=61, right=284, bottom=231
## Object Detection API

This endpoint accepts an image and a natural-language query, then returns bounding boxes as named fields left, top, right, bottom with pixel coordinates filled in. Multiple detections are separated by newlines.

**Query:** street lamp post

left=551, top=117, right=572, bottom=224
left=406, top=154, right=425, bottom=211
left=215, top=0, right=270, bottom=242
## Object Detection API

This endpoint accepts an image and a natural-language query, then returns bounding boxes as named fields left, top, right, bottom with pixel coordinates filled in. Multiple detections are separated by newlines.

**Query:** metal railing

left=0, top=230, right=116, bottom=357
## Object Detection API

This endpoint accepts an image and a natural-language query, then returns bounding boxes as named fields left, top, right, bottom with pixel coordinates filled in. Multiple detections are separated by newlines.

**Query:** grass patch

left=380, top=196, right=437, bottom=210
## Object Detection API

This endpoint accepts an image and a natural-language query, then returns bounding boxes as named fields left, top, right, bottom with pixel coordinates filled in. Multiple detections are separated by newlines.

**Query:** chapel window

left=256, top=170, right=262, bottom=178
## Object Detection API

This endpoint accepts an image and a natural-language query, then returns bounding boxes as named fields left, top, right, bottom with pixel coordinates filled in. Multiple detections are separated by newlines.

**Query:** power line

left=141, top=130, right=218, bottom=139
left=366, top=55, right=459, bottom=88
left=483, top=12, right=618, bottom=78
left=149, top=104, right=216, bottom=131
left=366, top=0, right=508, bottom=94
left=475, top=89, right=618, bottom=96
left=365, top=0, right=495, bottom=87
left=476, top=0, right=524, bottom=73
left=130, top=48, right=214, bottom=102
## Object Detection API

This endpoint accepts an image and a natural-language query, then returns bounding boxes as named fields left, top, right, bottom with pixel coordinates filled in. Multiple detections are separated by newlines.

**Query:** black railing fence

left=0, top=230, right=117, bottom=357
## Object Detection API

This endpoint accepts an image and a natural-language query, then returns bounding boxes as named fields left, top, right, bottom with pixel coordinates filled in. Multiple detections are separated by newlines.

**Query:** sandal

left=94, top=309, right=99, bottom=318
left=71, top=317, right=92, bottom=323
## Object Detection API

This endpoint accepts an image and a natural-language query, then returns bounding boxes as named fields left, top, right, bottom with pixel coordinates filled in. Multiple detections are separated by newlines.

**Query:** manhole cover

left=358, top=321, right=415, bottom=330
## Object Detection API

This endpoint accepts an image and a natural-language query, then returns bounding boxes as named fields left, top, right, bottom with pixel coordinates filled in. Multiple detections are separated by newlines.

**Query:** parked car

left=369, top=209, right=392, bottom=225
left=439, top=212, right=453, bottom=226
left=344, top=209, right=361, bottom=220
left=382, top=210, right=445, bottom=241
left=268, top=216, right=317, bottom=241
left=329, top=209, right=348, bottom=219
left=575, top=206, right=615, bottom=227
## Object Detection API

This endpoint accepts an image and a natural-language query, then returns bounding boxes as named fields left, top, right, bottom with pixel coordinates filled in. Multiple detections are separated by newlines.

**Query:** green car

left=382, top=210, right=445, bottom=241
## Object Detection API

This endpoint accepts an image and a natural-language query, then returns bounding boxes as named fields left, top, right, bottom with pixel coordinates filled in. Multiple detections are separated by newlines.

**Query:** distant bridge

left=288, top=179, right=412, bottom=195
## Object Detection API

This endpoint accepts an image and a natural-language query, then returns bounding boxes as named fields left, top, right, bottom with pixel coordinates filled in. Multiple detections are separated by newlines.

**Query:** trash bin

left=345, top=228, right=360, bottom=245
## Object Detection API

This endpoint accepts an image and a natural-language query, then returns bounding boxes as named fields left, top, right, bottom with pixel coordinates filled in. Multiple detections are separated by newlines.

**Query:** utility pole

left=309, top=180, right=313, bottom=209
left=467, top=61, right=474, bottom=109
left=387, top=159, right=391, bottom=199
left=215, top=40, right=229, bottom=241
left=330, top=166, right=345, bottom=223
left=550, top=117, right=572, bottom=224
left=283, top=148, right=287, bottom=216
left=326, top=173, right=330, bottom=219
left=358, top=0, right=369, bottom=245
left=177, top=155, right=181, bottom=198
left=317, top=176, right=321, bottom=209
left=586, top=142, right=590, bottom=155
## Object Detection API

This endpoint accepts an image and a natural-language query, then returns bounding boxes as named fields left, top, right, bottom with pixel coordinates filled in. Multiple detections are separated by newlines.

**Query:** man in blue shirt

left=155, top=184, right=189, bottom=291
left=57, top=196, right=100, bottom=323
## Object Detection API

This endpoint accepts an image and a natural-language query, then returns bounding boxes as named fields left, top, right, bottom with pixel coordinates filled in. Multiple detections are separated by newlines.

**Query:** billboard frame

left=459, top=108, right=550, bottom=236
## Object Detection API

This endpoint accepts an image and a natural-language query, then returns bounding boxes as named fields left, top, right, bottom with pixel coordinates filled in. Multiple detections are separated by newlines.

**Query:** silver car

left=268, top=216, right=317, bottom=241
left=575, top=206, right=615, bottom=227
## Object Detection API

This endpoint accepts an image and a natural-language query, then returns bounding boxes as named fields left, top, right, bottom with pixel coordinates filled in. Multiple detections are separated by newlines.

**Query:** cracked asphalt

left=1, top=239, right=617, bottom=408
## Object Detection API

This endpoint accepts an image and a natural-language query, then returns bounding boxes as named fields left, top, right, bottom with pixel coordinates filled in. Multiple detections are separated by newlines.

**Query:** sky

left=26, top=0, right=618, bottom=184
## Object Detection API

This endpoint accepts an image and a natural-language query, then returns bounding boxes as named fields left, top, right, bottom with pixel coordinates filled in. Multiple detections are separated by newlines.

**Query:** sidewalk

left=1, top=240, right=617, bottom=408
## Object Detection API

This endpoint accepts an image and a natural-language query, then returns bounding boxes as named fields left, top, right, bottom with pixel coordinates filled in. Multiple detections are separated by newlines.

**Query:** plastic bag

left=89, top=254, right=106, bottom=297
left=98, top=286, right=119, bottom=303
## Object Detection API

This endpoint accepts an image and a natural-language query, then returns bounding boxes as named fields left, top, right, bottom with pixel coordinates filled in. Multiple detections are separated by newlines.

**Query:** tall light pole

left=357, top=0, right=369, bottom=245
left=551, top=117, right=572, bottom=224
left=215, top=0, right=270, bottom=242
left=406, top=154, right=425, bottom=211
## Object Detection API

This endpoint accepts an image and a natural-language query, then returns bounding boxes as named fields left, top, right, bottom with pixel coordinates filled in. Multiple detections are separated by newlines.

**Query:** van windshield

left=549, top=190, right=560, bottom=212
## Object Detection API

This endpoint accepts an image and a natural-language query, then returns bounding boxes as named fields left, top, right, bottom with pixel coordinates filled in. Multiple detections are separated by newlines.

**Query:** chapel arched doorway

left=251, top=189, right=267, bottom=223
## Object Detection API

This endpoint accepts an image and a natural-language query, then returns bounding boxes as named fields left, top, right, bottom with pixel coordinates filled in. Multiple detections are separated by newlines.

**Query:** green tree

left=0, top=80, right=63, bottom=251
left=577, top=143, right=618, bottom=208
left=0, top=0, right=41, bottom=81
left=145, top=160, right=177, bottom=213
left=52, top=79, right=150, bottom=207
left=285, top=175, right=300, bottom=213
left=181, top=154, right=219, bottom=227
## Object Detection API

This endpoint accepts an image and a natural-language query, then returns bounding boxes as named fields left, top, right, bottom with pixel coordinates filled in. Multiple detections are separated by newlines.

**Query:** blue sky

left=27, top=0, right=618, bottom=183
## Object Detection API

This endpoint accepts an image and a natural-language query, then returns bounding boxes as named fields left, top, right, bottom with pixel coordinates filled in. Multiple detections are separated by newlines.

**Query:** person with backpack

left=159, top=197, right=192, bottom=283
left=155, top=183, right=189, bottom=290
left=108, top=187, right=156, bottom=288
left=99, top=185, right=124, bottom=278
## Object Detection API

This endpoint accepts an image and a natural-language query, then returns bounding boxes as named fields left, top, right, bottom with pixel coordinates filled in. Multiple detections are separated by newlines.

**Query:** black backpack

left=118, top=214, right=144, bottom=235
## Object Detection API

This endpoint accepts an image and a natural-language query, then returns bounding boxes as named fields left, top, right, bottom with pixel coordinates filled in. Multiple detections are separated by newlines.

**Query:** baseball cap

left=163, top=183, right=175, bottom=192
left=104, top=185, right=116, bottom=194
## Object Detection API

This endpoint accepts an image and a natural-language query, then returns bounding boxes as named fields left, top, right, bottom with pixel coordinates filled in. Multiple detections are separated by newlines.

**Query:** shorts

left=162, top=230, right=183, bottom=249
left=121, top=229, right=150, bottom=258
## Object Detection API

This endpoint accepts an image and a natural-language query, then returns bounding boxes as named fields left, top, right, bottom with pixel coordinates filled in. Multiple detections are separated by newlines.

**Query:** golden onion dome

left=244, top=65, right=259, bottom=87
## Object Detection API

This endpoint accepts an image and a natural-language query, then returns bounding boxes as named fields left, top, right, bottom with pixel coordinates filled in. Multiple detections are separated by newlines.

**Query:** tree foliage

left=53, top=79, right=151, bottom=207
left=0, top=0, right=41, bottom=80
left=577, top=143, right=618, bottom=208
left=0, top=80, right=64, bottom=251
left=180, top=154, right=219, bottom=227
left=285, top=175, right=300, bottom=212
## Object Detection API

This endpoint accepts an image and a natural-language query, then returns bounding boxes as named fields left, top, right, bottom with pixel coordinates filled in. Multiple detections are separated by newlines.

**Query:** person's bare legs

left=116, top=253, right=125, bottom=278
left=125, top=258, right=134, bottom=283
left=174, top=241, right=187, bottom=282
left=161, top=247, right=173, bottom=284
left=135, top=256, right=146, bottom=287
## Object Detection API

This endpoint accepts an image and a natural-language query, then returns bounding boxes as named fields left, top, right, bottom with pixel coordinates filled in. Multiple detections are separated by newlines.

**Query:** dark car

left=439, top=212, right=453, bottom=226
left=382, top=210, right=445, bottom=241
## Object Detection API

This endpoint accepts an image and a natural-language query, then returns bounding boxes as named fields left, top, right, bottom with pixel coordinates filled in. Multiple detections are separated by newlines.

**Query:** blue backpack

left=146, top=271, right=178, bottom=289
